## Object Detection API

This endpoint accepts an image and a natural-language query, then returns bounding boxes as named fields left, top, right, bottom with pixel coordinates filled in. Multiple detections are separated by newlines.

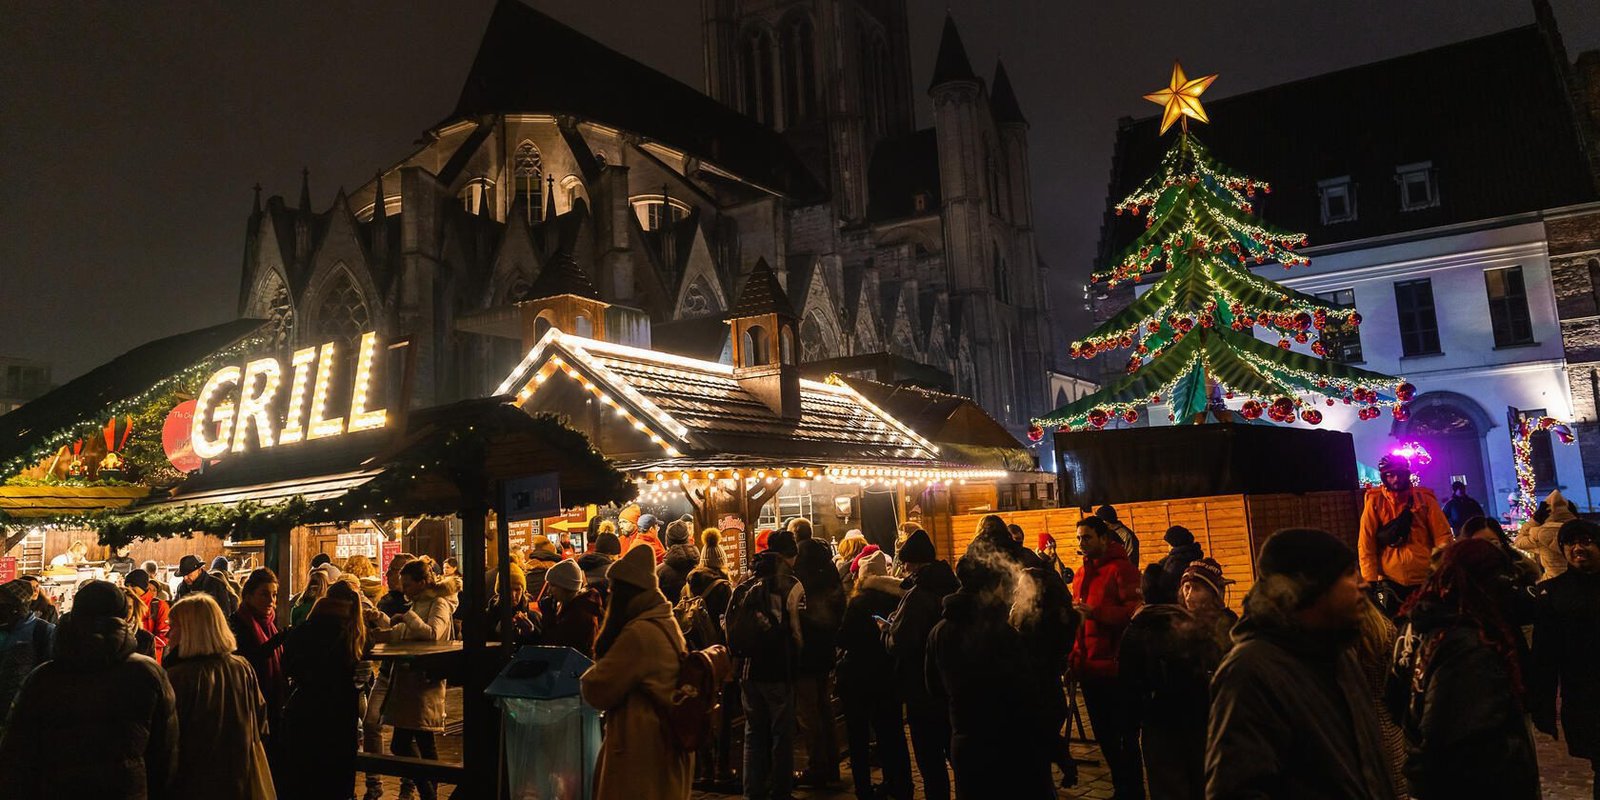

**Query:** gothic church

left=239, top=0, right=1057, bottom=437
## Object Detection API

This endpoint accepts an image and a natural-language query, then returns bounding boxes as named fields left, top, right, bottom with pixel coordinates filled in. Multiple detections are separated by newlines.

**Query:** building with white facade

left=1093, top=12, right=1600, bottom=517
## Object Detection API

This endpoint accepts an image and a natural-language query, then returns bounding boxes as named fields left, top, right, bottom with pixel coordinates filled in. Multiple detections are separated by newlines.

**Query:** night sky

left=3, top=1, right=1596, bottom=381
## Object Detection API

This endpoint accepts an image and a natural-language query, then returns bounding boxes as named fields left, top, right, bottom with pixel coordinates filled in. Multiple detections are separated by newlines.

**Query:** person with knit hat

left=1206, top=528, right=1398, bottom=800
left=787, top=517, right=844, bottom=790
left=539, top=559, right=602, bottom=659
left=1516, top=488, right=1577, bottom=578
left=685, top=528, right=738, bottom=786
left=656, top=520, right=700, bottom=604
left=1035, top=532, right=1074, bottom=587
left=837, top=550, right=913, bottom=799
left=490, top=563, right=538, bottom=646
left=0, top=580, right=179, bottom=799
left=581, top=544, right=693, bottom=799
left=1144, top=526, right=1205, bottom=605
left=1358, top=453, right=1453, bottom=610
left=0, top=579, right=53, bottom=735
left=580, top=531, right=621, bottom=606
left=884, top=526, right=957, bottom=800
left=1178, top=557, right=1237, bottom=651
left=728, top=528, right=806, bottom=800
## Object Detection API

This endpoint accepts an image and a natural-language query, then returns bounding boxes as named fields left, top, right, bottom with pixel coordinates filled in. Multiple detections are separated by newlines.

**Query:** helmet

left=1377, top=454, right=1412, bottom=474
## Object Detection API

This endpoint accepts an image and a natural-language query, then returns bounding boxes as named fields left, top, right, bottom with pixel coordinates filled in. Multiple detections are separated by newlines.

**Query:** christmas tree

left=1035, top=64, right=1410, bottom=435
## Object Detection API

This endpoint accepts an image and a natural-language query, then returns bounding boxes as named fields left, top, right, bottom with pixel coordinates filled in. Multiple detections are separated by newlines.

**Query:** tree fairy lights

left=1035, top=67, right=1405, bottom=432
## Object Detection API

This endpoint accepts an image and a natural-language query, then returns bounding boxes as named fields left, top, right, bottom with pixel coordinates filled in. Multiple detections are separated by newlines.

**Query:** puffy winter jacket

left=835, top=575, right=904, bottom=692
left=1358, top=486, right=1452, bottom=587
left=540, top=587, right=603, bottom=659
left=0, top=613, right=178, bottom=799
left=885, top=560, right=959, bottom=711
left=1070, top=541, right=1141, bottom=679
left=374, top=577, right=459, bottom=731
left=656, top=544, right=699, bottom=603
left=1515, top=489, right=1574, bottom=578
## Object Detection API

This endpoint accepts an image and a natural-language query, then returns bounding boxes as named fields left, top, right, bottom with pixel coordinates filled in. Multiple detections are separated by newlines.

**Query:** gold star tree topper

left=1144, top=61, right=1218, bottom=135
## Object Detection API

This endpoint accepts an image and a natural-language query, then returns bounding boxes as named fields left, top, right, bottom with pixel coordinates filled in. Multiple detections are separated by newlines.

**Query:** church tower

left=702, top=0, right=915, bottom=220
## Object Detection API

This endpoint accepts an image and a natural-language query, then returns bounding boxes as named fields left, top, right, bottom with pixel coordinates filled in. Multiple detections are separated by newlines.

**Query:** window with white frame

left=1396, top=161, right=1438, bottom=211
left=1318, top=176, right=1356, bottom=224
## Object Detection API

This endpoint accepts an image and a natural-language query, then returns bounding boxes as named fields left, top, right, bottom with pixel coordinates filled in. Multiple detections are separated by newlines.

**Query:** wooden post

left=456, top=487, right=497, bottom=798
left=494, top=494, right=513, bottom=657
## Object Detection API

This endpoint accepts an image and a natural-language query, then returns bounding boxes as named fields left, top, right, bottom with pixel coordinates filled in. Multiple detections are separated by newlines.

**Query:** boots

left=362, top=775, right=383, bottom=800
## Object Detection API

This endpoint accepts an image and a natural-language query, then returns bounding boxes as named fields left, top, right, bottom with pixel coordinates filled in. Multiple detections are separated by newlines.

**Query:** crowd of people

left=0, top=477, right=1594, bottom=800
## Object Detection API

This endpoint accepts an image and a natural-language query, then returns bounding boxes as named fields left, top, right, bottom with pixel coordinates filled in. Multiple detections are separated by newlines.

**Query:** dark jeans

left=1141, top=720, right=1204, bottom=800
left=1081, top=678, right=1145, bottom=800
left=796, top=671, right=840, bottom=781
left=391, top=728, right=438, bottom=800
left=743, top=680, right=796, bottom=800
left=840, top=682, right=913, bottom=799
left=905, top=701, right=951, bottom=800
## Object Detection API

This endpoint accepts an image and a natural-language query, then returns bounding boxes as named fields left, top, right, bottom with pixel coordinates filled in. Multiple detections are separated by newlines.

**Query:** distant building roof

left=452, top=0, right=824, bottom=201
left=838, top=376, right=1035, bottom=470
left=1097, top=25, right=1598, bottom=267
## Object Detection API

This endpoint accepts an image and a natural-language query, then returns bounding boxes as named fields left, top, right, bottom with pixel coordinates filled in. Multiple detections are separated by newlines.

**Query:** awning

left=0, top=485, right=150, bottom=519
left=134, top=469, right=385, bottom=511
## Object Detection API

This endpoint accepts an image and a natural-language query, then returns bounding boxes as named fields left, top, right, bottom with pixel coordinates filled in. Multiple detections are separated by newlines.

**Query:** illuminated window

left=513, top=140, right=543, bottom=215
left=1397, top=161, right=1438, bottom=211
left=1318, top=176, right=1356, bottom=224
left=1485, top=266, right=1534, bottom=347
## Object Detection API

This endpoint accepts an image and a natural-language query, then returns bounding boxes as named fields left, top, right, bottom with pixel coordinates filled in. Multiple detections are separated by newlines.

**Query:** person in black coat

left=789, top=518, right=844, bottom=788
left=927, top=551, right=1054, bottom=799
left=885, top=530, right=957, bottom=800
left=174, top=554, right=238, bottom=617
left=1390, top=538, right=1539, bottom=799
left=0, top=580, right=178, bottom=800
left=836, top=551, right=914, bottom=800
left=282, top=581, right=367, bottom=800
left=1531, top=519, right=1600, bottom=796
left=1143, top=526, right=1204, bottom=605
left=1015, top=562, right=1080, bottom=789
left=656, top=520, right=700, bottom=604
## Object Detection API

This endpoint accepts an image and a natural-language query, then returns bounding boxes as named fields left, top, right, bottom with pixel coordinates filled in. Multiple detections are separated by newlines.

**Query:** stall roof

left=837, top=377, right=1038, bottom=472
left=497, top=330, right=947, bottom=469
left=0, top=319, right=267, bottom=479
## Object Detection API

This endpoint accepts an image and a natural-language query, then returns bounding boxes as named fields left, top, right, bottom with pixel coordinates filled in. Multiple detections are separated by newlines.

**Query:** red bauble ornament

left=1277, top=339, right=1292, bottom=349
left=1147, top=321, right=1162, bottom=333
left=1301, top=409, right=1323, bottom=425
left=1088, top=409, right=1109, bottom=429
left=1293, top=311, right=1313, bottom=330
left=1392, top=404, right=1410, bottom=422
left=1026, top=423, right=1044, bottom=442
left=1293, top=332, right=1310, bottom=344
left=1271, top=397, right=1295, bottom=416
left=1395, top=382, right=1416, bottom=402
left=1325, top=398, right=1335, bottom=406
left=1123, top=409, right=1139, bottom=424
left=1349, top=313, right=1362, bottom=327
left=1240, top=400, right=1263, bottom=420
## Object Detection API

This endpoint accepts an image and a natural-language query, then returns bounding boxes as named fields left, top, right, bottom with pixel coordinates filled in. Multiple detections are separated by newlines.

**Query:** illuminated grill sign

left=191, top=331, right=390, bottom=461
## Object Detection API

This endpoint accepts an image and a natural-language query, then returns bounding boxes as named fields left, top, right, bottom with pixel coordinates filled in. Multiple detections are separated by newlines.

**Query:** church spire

left=991, top=60, right=1027, bottom=126
left=544, top=174, right=557, bottom=222
left=298, top=167, right=312, bottom=213
left=251, top=183, right=262, bottom=216
left=372, top=172, right=387, bottom=222
left=929, top=14, right=977, bottom=91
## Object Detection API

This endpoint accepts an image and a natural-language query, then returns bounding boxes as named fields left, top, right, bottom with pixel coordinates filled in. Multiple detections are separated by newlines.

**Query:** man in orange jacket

left=1358, top=454, right=1451, bottom=611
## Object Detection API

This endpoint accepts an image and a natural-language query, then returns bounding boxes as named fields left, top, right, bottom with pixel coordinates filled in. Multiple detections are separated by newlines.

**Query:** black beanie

left=1256, top=528, right=1355, bottom=608
left=899, top=529, right=936, bottom=563
left=594, top=532, right=622, bottom=555
left=1164, top=525, right=1195, bottom=546
left=124, top=569, right=150, bottom=590
left=71, top=580, right=128, bottom=620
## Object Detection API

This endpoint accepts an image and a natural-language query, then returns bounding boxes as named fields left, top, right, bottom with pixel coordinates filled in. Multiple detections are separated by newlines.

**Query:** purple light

left=1389, top=441, right=1433, bottom=466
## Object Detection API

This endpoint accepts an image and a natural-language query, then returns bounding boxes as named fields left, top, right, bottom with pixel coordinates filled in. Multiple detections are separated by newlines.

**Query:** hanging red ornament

left=1293, top=311, right=1312, bottom=330
left=1293, top=332, right=1310, bottom=344
left=1088, top=409, right=1110, bottom=429
left=1147, top=321, right=1161, bottom=333
left=1301, top=409, right=1323, bottom=425
left=1392, top=404, right=1410, bottom=422
left=1026, top=423, right=1044, bottom=442
left=1395, top=382, right=1417, bottom=402
left=1240, top=400, right=1263, bottom=420
left=1349, top=312, right=1362, bottom=327
left=1277, top=339, right=1292, bottom=349
left=1271, top=397, right=1295, bottom=417
left=1123, top=409, right=1139, bottom=424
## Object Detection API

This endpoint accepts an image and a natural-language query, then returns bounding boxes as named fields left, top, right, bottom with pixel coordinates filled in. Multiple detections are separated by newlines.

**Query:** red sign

left=0, top=557, right=16, bottom=584
left=162, top=400, right=201, bottom=472
left=380, top=540, right=401, bottom=576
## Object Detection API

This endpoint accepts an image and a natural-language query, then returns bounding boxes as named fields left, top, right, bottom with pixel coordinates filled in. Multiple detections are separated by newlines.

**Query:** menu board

left=380, top=540, right=401, bottom=575
left=0, top=557, right=16, bottom=584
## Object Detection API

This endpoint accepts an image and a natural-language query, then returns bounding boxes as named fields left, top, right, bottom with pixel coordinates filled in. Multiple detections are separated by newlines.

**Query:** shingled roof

left=1097, top=25, right=1598, bottom=267
left=452, top=0, right=823, bottom=201
left=729, top=259, right=798, bottom=320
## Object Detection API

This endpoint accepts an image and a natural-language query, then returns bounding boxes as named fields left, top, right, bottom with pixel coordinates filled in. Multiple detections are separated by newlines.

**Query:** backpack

left=649, top=623, right=731, bottom=752
left=725, top=576, right=791, bottom=660
left=1375, top=507, right=1414, bottom=549
left=674, top=591, right=723, bottom=651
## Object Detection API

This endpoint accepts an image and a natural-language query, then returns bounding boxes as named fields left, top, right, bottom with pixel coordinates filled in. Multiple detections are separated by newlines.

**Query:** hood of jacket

left=908, top=559, right=960, bottom=596
left=1167, top=541, right=1204, bottom=563
left=53, top=612, right=137, bottom=669
left=940, top=587, right=1009, bottom=625
left=662, top=545, right=699, bottom=574
left=577, top=552, right=614, bottom=573
left=1546, top=489, right=1576, bottom=525
left=857, top=574, right=906, bottom=598
left=1231, top=602, right=1353, bottom=661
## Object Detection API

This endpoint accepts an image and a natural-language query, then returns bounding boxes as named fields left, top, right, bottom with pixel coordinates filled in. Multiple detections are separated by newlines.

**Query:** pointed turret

left=991, top=61, right=1027, bottom=126
left=929, top=14, right=978, bottom=91
left=251, top=183, right=262, bottom=216
left=371, top=172, right=387, bottom=222
left=728, top=258, right=801, bottom=419
left=298, top=168, right=312, bottom=213
left=544, top=174, right=557, bottom=222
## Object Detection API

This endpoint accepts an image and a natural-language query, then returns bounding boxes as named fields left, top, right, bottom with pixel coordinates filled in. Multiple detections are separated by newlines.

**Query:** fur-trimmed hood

left=856, top=574, right=906, bottom=598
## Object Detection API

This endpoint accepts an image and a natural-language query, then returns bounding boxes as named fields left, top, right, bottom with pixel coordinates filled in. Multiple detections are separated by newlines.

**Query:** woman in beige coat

left=370, top=560, right=459, bottom=800
left=580, top=544, right=692, bottom=800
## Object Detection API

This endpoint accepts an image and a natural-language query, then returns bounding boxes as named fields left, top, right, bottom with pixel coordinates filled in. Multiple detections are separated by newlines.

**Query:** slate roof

left=929, top=14, right=977, bottom=89
left=867, top=128, right=942, bottom=222
left=1097, top=25, right=1598, bottom=267
left=499, top=331, right=943, bottom=468
left=729, top=259, right=798, bottom=319
left=452, top=0, right=823, bottom=201
left=526, top=251, right=601, bottom=301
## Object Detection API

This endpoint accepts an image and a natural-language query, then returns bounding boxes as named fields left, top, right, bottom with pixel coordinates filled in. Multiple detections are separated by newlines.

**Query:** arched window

left=781, top=15, right=816, bottom=125
left=513, top=140, right=542, bottom=216
left=573, top=313, right=593, bottom=338
left=780, top=325, right=796, bottom=365
left=992, top=244, right=1010, bottom=305
left=742, top=29, right=777, bottom=126
left=800, top=311, right=829, bottom=362
left=743, top=324, right=771, bottom=366
left=862, top=35, right=890, bottom=138
left=533, top=311, right=555, bottom=342
left=315, top=268, right=370, bottom=350
left=460, top=177, right=494, bottom=215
